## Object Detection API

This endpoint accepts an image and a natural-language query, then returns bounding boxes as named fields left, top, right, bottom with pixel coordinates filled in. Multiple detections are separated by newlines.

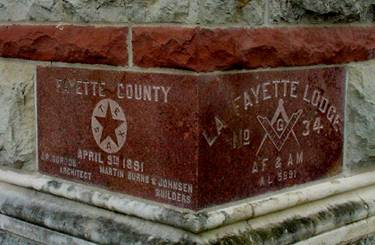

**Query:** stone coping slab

left=1, top=168, right=375, bottom=233
left=0, top=25, right=128, bottom=66
left=133, top=26, right=375, bottom=72
left=1, top=176, right=375, bottom=244
left=0, top=25, right=375, bottom=72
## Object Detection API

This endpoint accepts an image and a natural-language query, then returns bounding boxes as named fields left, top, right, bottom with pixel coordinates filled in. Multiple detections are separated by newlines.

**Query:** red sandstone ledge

left=133, top=26, right=375, bottom=72
left=0, top=25, right=128, bottom=66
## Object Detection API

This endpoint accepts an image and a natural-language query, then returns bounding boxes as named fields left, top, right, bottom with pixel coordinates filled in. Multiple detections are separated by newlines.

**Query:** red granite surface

left=0, top=25, right=128, bottom=65
left=37, top=67, right=344, bottom=210
left=197, top=68, right=344, bottom=207
left=133, top=26, right=375, bottom=72
left=37, top=67, right=198, bottom=209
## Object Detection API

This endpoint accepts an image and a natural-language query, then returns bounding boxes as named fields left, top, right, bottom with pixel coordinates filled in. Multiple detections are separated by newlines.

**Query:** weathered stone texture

left=0, top=25, right=128, bottom=66
left=61, top=0, right=140, bottom=23
left=346, top=62, right=375, bottom=168
left=146, top=0, right=192, bottom=23
left=1, top=180, right=375, bottom=244
left=133, top=26, right=375, bottom=72
left=0, top=182, right=190, bottom=244
left=0, top=0, right=62, bottom=22
left=0, top=0, right=265, bottom=25
left=271, top=0, right=375, bottom=24
left=350, top=234, right=375, bottom=245
left=197, top=0, right=264, bottom=25
left=0, top=230, right=41, bottom=245
left=346, top=60, right=375, bottom=170
left=28, top=0, right=63, bottom=22
left=0, top=61, right=35, bottom=170
left=3, top=0, right=374, bottom=25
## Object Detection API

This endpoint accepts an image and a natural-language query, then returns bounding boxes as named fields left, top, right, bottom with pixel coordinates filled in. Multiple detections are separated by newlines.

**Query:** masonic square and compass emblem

left=256, top=99, right=303, bottom=155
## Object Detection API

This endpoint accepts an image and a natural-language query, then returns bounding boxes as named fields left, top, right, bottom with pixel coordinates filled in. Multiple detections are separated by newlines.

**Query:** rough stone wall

left=346, top=61, right=375, bottom=171
left=0, top=0, right=374, bottom=25
left=0, top=0, right=265, bottom=24
left=270, top=0, right=375, bottom=24
left=0, top=0, right=374, bottom=244
left=0, top=62, right=35, bottom=170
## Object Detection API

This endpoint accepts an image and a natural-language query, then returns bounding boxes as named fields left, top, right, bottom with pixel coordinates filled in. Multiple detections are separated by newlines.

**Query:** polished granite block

left=37, top=67, right=344, bottom=210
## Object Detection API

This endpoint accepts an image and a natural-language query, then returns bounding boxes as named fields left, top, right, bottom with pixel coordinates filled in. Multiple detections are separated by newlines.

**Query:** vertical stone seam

left=34, top=65, right=39, bottom=171
left=264, top=0, right=270, bottom=27
left=189, top=0, right=199, bottom=25
left=343, top=65, right=350, bottom=173
left=196, top=75, right=201, bottom=210
left=128, top=25, right=133, bottom=67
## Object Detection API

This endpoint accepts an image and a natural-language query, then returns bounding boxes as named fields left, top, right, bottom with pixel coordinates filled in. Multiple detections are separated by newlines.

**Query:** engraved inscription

left=257, top=99, right=302, bottom=155
left=38, top=67, right=343, bottom=209
left=38, top=67, right=196, bottom=209
left=91, top=99, right=127, bottom=154
left=198, top=68, right=344, bottom=207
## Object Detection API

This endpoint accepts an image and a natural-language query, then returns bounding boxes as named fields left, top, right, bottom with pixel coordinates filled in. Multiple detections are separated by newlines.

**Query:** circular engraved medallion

left=91, top=99, right=127, bottom=154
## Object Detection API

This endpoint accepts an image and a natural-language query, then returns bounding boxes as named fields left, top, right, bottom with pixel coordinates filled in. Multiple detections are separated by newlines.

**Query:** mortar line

left=0, top=56, right=357, bottom=75
left=34, top=66, right=39, bottom=172
left=127, top=24, right=133, bottom=67
left=264, top=0, right=270, bottom=27
left=0, top=21, right=373, bottom=30
left=343, top=65, right=350, bottom=174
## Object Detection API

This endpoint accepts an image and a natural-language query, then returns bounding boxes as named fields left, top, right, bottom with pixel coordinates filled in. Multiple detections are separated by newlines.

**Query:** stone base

left=2, top=172, right=375, bottom=244
left=349, top=234, right=375, bottom=245
left=0, top=229, right=42, bottom=245
left=0, top=214, right=94, bottom=245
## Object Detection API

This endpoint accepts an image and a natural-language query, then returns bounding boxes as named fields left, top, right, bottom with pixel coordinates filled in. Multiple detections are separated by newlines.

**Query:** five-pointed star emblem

left=95, top=102, right=125, bottom=147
